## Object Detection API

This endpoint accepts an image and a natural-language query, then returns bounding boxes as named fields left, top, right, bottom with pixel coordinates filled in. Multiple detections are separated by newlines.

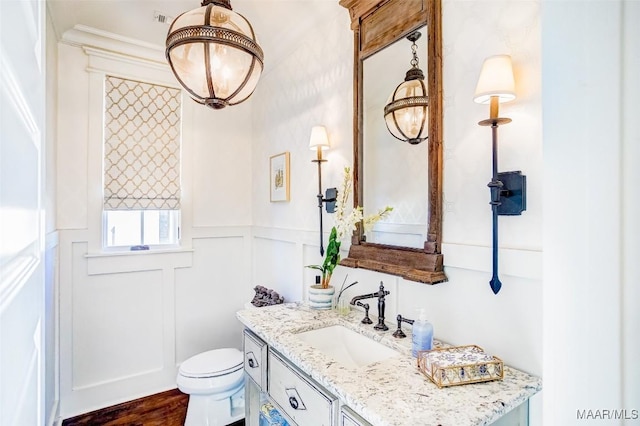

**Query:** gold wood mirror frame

left=339, top=0, right=446, bottom=284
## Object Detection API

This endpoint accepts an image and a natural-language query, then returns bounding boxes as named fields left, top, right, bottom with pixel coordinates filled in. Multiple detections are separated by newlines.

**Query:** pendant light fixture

left=166, top=0, right=264, bottom=109
left=383, top=31, right=429, bottom=145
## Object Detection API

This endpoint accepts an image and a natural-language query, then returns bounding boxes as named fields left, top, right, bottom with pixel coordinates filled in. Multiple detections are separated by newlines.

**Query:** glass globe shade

left=384, top=78, right=429, bottom=145
left=166, top=0, right=264, bottom=109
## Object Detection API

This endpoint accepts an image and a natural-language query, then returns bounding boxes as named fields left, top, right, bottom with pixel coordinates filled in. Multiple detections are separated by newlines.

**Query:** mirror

left=339, top=0, right=446, bottom=284
left=362, top=30, right=428, bottom=249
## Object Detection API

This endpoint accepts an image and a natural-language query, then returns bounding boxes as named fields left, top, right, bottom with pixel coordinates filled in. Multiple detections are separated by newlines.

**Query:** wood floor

left=62, top=389, right=245, bottom=426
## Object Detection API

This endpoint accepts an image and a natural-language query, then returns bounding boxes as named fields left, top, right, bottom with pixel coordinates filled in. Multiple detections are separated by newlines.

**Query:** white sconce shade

left=309, top=125, right=335, bottom=255
left=309, top=126, right=330, bottom=151
left=473, top=55, right=516, bottom=104
left=166, top=0, right=264, bottom=110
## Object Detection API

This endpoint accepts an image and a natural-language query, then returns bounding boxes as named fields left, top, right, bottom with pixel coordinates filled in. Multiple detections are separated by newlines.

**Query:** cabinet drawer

left=268, top=350, right=338, bottom=426
left=340, top=406, right=372, bottom=426
left=243, top=329, right=267, bottom=390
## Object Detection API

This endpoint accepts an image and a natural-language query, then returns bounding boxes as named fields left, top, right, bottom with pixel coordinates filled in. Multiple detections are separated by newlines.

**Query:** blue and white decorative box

left=259, top=401, right=290, bottom=426
left=417, top=345, right=504, bottom=388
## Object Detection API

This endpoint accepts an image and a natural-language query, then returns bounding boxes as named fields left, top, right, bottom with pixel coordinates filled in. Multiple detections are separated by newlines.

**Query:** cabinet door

left=268, top=350, right=337, bottom=426
left=340, top=406, right=372, bottom=426
left=244, top=329, right=268, bottom=390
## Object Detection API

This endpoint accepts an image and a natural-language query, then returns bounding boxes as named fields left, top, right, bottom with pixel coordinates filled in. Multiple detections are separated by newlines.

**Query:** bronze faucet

left=350, top=282, right=390, bottom=331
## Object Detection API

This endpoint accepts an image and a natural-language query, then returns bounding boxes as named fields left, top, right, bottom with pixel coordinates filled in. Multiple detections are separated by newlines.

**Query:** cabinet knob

left=289, top=396, right=299, bottom=410
left=246, top=351, right=258, bottom=368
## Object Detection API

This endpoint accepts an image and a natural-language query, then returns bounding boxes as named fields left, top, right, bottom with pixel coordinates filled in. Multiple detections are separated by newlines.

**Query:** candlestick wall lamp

left=474, top=55, right=527, bottom=295
left=309, top=126, right=337, bottom=256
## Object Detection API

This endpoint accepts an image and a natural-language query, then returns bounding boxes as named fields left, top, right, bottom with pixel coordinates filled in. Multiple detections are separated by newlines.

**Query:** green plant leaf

left=305, top=264, right=325, bottom=272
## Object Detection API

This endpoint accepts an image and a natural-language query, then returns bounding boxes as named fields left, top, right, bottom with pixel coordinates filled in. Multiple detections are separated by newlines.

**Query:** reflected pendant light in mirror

left=383, top=31, right=428, bottom=145
left=166, top=0, right=264, bottom=109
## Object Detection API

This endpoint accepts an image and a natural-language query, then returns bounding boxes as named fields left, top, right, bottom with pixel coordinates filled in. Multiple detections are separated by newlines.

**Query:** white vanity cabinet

left=243, top=329, right=267, bottom=389
left=340, top=406, right=372, bottom=426
left=268, top=350, right=338, bottom=425
left=244, top=328, right=356, bottom=426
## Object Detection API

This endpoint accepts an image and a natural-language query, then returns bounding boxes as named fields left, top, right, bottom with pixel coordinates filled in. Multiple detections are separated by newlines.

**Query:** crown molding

left=60, top=24, right=166, bottom=64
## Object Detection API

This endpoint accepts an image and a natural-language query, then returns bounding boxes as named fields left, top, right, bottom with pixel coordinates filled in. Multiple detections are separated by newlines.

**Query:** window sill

left=85, top=247, right=194, bottom=275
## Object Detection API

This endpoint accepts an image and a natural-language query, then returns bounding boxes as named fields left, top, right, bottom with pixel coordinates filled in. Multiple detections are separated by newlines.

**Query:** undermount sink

left=295, top=325, right=399, bottom=368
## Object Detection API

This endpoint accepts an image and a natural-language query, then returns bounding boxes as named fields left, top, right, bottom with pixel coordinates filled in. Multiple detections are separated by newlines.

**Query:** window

left=102, top=75, right=182, bottom=249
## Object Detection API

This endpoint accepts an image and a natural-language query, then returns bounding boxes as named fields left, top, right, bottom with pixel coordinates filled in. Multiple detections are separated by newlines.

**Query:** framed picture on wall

left=270, top=152, right=290, bottom=202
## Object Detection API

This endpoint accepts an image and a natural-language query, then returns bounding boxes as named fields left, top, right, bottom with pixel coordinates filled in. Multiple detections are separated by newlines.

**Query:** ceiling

left=46, top=0, right=342, bottom=71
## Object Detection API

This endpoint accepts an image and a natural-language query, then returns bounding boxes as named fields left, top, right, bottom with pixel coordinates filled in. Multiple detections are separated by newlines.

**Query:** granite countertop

left=236, top=303, right=541, bottom=426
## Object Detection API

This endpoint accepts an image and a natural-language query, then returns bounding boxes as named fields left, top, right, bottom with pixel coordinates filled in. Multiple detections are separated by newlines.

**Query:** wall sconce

left=166, top=0, right=264, bottom=110
left=474, top=55, right=527, bottom=295
left=309, top=126, right=337, bottom=256
left=383, top=31, right=429, bottom=145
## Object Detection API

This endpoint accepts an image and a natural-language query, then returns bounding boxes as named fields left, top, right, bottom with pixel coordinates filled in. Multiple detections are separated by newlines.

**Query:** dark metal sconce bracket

left=480, top=118, right=527, bottom=295
left=496, top=171, right=526, bottom=216
left=324, top=188, right=337, bottom=213
left=312, top=154, right=338, bottom=255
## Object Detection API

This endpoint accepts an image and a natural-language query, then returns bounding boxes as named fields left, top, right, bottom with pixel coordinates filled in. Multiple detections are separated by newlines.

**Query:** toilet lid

left=179, top=348, right=243, bottom=378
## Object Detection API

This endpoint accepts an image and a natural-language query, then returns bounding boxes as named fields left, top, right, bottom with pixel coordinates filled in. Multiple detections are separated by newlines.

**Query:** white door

left=0, top=0, right=46, bottom=424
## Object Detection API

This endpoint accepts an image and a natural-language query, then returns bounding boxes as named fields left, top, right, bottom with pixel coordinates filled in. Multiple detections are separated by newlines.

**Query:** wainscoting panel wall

left=73, top=246, right=165, bottom=389
left=253, top=235, right=300, bottom=303
left=175, top=232, right=252, bottom=363
left=58, top=229, right=252, bottom=419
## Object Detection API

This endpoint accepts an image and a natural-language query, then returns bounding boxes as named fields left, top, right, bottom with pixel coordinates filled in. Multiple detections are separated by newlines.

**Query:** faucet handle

left=378, top=281, right=390, bottom=296
left=392, top=314, right=415, bottom=338
left=355, top=301, right=373, bottom=324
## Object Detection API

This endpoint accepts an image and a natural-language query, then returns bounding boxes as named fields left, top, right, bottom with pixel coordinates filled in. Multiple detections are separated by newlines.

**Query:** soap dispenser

left=411, top=309, right=433, bottom=357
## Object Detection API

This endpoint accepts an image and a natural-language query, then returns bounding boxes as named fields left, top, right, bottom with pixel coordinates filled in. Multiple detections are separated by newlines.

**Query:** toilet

left=177, top=348, right=245, bottom=426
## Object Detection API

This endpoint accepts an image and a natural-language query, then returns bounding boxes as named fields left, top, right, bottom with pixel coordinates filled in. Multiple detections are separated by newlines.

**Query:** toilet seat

left=179, top=348, right=243, bottom=378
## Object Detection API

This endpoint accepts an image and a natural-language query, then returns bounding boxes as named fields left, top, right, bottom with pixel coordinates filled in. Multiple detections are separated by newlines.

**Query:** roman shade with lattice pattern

left=103, top=76, right=182, bottom=210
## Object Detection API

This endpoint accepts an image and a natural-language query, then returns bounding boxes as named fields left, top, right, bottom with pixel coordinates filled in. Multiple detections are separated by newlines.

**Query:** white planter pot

left=308, top=285, right=335, bottom=310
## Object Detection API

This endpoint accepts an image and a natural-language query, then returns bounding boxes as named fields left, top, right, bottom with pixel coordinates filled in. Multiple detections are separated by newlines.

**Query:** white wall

left=250, top=5, right=354, bottom=304
left=0, top=1, right=48, bottom=424
left=55, top=29, right=255, bottom=418
left=542, top=0, right=639, bottom=423
left=622, top=1, right=640, bottom=412
left=250, top=1, right=543, bottom=423
left=45, top=8, right=60, bottom=426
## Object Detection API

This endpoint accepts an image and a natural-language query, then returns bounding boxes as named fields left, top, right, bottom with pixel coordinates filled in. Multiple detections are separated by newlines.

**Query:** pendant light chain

left=411, top=40, right=419, bottom=69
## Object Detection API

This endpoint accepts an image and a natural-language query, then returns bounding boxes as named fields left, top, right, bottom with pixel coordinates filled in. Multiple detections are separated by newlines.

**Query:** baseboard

left=47, top=399, right=60, bottom=426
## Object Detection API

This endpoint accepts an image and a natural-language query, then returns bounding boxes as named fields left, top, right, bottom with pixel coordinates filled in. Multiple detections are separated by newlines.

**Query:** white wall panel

left=56, top=43, right=89, bottom=230
left=72, top=243, right=164, bottom=389
left=253, top=237, right=299, bottom=303
left=60, top=234, right=200, bottom=418
left=44, top=10, right=60, bottom=423
left=175, top=236, right=250, bottom=363
left=1, top=0, right=46, bottom=424
left=191, top=102, right=253, bottom=228
left=542, top=0, right=636, bottom=423
left=44, top=232, right=59, bottom=426
left=622, top=0, right=640, bottom=410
